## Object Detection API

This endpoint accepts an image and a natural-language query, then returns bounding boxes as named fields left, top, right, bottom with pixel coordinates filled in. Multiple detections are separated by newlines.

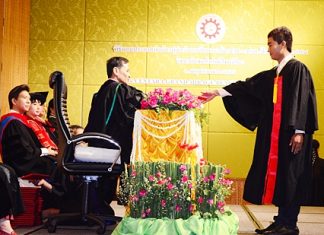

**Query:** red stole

left=262, top=75, right=283, bottom=204
left=26, top=117, right=58, bottom=150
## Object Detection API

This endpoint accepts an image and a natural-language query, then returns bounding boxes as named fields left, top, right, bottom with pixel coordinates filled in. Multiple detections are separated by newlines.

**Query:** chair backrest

left=49, top=71, right=122, bottom=175
left=49, top=71, right=71, bottom=168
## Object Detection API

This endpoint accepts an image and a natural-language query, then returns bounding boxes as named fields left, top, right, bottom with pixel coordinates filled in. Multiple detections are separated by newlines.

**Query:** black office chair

left=46, top=71, right=123, bottom=234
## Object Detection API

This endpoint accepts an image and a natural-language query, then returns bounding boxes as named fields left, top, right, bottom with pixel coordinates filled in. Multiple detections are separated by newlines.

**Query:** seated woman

left=0, top=164, right=24, bottom=235
left=26, top=92, right=58, bottom=151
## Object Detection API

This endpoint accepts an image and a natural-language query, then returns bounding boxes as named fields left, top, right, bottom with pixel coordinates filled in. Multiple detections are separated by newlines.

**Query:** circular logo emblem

left=196, top=14, right=226, bottom=43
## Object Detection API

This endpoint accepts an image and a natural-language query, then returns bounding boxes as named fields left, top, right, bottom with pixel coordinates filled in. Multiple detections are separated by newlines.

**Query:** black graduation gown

left=41, top=167, right=115, bottom=214
left=222, top=59, right=318, bottom=206
left=41, top=167, right=83, bottom=212
left=0, top=164, right=24, bottom=218
left=85, top=80, right=143, bottom=165
left=1, top=120, right=54, bottom=177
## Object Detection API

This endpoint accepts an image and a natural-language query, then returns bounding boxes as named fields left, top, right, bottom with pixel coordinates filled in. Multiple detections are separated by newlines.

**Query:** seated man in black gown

left=0, top=84, right=57, bottom=177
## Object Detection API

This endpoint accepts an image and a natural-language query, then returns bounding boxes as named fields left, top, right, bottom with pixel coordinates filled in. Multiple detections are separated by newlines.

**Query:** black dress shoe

left=255, top=222, right=283, bottom=234
left=265, top=226, right=299, bottom=235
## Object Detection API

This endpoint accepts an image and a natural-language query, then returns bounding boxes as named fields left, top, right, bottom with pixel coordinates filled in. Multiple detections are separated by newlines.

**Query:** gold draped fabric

left=130, top=110, right=202, bottom=165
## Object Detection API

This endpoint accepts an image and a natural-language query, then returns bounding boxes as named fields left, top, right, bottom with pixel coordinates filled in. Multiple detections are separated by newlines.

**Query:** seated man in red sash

left=0, top=84, right=57, bottom=177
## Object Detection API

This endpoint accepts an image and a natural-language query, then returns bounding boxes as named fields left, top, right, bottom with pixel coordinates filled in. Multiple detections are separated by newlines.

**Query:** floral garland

left=130, top=110, right=203, bottom=163
left=118, top=160, right=233, bottom=220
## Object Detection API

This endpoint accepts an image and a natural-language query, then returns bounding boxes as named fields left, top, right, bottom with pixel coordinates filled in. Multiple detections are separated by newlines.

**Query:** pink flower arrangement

left=141, top=88, right=203, bottom=111
left=194, top=159, right=234, bottom=218
left=118, top=160, right=233, bottom=219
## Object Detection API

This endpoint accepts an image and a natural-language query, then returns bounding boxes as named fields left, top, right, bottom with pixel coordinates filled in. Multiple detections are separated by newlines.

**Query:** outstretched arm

left=199, top=88, right=233, bottom=103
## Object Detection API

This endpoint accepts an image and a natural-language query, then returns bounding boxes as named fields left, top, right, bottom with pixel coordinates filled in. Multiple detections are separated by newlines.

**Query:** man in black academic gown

left=201, top=26, right=318, bottom=235
left=85, top=56, right=143, bottom=213
left=0, top=84, right=57, bottom=177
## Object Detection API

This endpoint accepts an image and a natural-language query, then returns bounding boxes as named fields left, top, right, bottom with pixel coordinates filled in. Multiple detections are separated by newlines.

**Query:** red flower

left=181, top=175, right=189, bottom=183
left=139, top=189, right=147, bottom=197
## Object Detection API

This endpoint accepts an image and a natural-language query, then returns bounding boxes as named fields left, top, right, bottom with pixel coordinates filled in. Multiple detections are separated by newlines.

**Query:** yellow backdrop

left=28, top=0, right=324, bottom=177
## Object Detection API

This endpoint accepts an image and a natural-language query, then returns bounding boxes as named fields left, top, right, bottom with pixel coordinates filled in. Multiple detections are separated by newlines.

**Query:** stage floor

left=16, top=202, right=324, bottom=234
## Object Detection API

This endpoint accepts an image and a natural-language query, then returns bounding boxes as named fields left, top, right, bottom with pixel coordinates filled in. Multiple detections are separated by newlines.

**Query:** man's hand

left=48, top=148, right=58, bottom=156
left=38, top=179, right=53, bottom=191
left=199, top=90, right=220, bottom=103
left=289, top=133, right=304, bottom=154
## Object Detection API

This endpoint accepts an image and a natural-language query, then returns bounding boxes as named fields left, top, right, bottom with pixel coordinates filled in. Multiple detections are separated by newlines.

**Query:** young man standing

left=0, top=84, right=57, bottom=177
left=201, top=26, right=318, bottom=235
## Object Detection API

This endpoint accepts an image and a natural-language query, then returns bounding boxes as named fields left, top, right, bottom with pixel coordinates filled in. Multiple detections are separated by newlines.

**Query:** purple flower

left=145, top=208, right=151, bottom=215
left=217, top=201, right=225, bottom=213
left=161, top=199, right=166, bottom=207
left=224, top=168, right=231, bottom=174
left=179, top=164, right=187, bottom=172
left=130, top=195, right=139, bottom=202
left=148, top=95, right=158, bottom=108
left=209, top=173, right=216, bottom=181
left=219, top=178, right=233, bottom=186
left=148, top=175, right=155, bottom=182
left=203, top=176, right=209, bottom=183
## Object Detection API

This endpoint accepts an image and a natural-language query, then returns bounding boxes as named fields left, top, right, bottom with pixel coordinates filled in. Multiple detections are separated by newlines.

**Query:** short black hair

left=268, top=26, right=293, bottom=52
left=106, top=56, right=129, bottom=78
left=8, top=84, right=30, bottom=109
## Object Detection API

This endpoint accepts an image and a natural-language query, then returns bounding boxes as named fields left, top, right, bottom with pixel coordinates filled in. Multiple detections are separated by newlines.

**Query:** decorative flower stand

left=112, top=110, right=239, bottom=235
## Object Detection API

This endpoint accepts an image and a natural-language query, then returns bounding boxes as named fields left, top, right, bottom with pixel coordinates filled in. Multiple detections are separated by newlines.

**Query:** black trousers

left=276, top=204, right=300, bottom=228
